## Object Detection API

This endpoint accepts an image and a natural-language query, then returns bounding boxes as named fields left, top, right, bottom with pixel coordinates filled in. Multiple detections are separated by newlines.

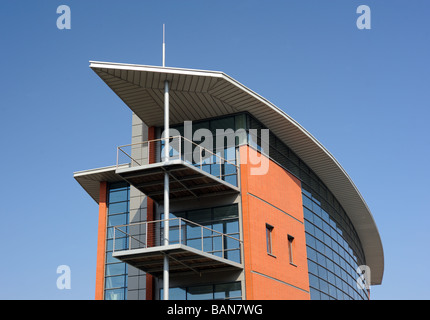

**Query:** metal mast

left=162, top=24, right=170, bottom=301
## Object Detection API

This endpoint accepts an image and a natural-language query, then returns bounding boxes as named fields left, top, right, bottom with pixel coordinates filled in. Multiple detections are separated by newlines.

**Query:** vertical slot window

left=288, top=235, right=295, bottom=265
left=266, top=224, right=274, bottom=255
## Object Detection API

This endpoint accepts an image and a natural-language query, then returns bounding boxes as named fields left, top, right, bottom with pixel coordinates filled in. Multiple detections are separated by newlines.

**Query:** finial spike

left=162, top=24, right=166, bottom=67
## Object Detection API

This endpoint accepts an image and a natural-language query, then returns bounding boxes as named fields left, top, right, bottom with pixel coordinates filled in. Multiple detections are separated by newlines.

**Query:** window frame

left=266, top=224, right=274, bottom=256
left=288, top=234, right=296, bottom=266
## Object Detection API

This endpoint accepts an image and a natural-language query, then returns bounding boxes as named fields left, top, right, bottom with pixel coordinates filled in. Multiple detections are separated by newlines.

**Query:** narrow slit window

left=288, top=235, right=295, bottom=265
left=266, top=224, right=274, bottom=255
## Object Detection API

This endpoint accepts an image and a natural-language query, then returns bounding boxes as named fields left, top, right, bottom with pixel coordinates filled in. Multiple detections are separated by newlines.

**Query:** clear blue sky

left=0, top=0, right=428, bottom=300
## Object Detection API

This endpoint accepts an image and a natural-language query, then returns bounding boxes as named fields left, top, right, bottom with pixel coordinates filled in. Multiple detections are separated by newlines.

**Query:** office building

left=74, top=61, right=384, bottom=300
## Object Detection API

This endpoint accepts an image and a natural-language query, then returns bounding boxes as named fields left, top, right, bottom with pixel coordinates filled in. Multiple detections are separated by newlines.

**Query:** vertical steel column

left=163, top=78, right=170, bottom=301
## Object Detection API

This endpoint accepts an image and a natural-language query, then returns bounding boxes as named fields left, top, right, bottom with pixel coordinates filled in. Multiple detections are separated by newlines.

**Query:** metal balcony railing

left=112, top=218, right=242, bottom=264
left=116, top=136, right=238, bottom=183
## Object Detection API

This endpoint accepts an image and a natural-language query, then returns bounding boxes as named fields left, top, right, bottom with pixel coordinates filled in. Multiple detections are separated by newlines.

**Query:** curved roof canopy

left=89, top=61, right=384, bottom=285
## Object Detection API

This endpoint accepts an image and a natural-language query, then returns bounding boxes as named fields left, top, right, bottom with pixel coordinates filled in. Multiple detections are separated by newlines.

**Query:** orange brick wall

left=95, top=181, right=108, bottom=300
left=239, top=145, right=310, bottom=300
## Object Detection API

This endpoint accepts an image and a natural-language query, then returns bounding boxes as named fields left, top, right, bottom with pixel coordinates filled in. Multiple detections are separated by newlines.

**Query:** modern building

left=74, top=61, right=384, bottom=300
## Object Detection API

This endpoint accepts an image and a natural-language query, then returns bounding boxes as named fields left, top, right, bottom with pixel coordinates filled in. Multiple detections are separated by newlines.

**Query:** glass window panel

left=320, top=292, right=330, bottom=300
left=225, top=235, right=240, bottom=250
left=186, top=224, right=203, bottom=239
left=305, top=233, right=316, bottom=248
left=224, top=162, right=237, bottom=175
left=109, top=182, right=128, bottom=191
left=105, top=275, right=126, bottom=290
left=225, top=220, right=239, bottom=234
left=201, top=163, right=211, bottom=174
left=327, top=271, right=335, bottom=284
left=307, top=247, right=317, bottom=262
left=106, top=239, right=114, bottom=251
left=225, top=146, right=236, bottom=161
left=202, top=227, right=212, bottom=238
left=224, top=174, right=237, bottom=186
left=321, top=210, right=329, bottom=222
left=187, top=208, right=211, bottom=224
left=202, top=236, right=213, bottom=253
left=212, top=235, right=222, bottom=251
left=302, top=195, right=313, bottom=209
left=213, top=205, right=238, bottom=220
left=314, top=216, right=323, bottom=229
left=312, top=202, right=322, bottom=216
left=317, top=252, right=326, bottom=267
left=308, top=260, right=318, bottom=275
left=107, top=226, right=115, bottom=239
left=105, top=288, right=126, bottom=300
left=110, top=237, right=127, bottom=251
left=109, top=189, right=128, bottom=203
left=305, top=222, right=315, bottom=234
left=303, top=207, right=313, bottom=223
left=310, top=288, right=321, bottom=300
left=212, top=222, right=223, bottom=233
left=105, top=263, right=126, bottom=277
left=320, top=280, right=329, bottom=294
left=210, top=163, right=221, bottom=177
left=108, top=202, right=128, bottom=215
left=335, top=276, right=342, bottom=288
left=316, top=240, right=325, bottom=253
left=214, top=282, right=241, bottom=299
left=318, top=266, right=328, bottom=280
left=226, top=249, right=241, bottom=263
left=302, top=188, right=312, bottom=198
left=326, top=259, right=335, bottom=272
left=212, top=251, right=223, bottom=258
left=105, top=251, right=121, bottom=264
left=187, top=285, right=213, bottom=300
left=309, top=274, right=319, bottom=288
left=108, top=213, right=128, bottom=227
left=186, top=238, right=202, bottom=251
left=169, top=227, right=180, bottom=244
left=211, top=117, right=235, bottom=134
left=322, top=222, right=331, bottom=234
left=168, top=287, right=186, bottom=300
left=329, top=284, right=337, bottom=299
left=315, top=227, right=324, bottom=241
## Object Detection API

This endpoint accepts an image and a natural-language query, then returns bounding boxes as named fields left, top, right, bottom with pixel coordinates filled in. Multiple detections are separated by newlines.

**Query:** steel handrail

left=114, top=217, right=241, bottom=243
left=112, top=217, right=242, bottom=258
left=116, top=136, right=238, bottom=169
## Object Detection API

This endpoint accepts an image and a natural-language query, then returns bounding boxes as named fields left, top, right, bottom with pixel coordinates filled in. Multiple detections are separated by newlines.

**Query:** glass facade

left=162, top=204, right=241, bottom=264
left=160, top=281, right=242, bottom=300
left=163, top=114, right=248, bottom=187
left=105, top=182, right=130, bottom=300
left=303, top=189, right=368, bottom=300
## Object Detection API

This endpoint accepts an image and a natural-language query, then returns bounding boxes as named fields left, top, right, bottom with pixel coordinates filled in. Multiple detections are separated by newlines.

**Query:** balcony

left=112, top=218, right=243, bottom=277
left=115, top=136, right=240, bottom=202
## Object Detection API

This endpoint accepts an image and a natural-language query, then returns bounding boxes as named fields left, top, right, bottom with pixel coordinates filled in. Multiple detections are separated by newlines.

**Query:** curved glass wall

left=245, top=113, right=369, bottom=300
left=303, top=188, right=368, bottom=300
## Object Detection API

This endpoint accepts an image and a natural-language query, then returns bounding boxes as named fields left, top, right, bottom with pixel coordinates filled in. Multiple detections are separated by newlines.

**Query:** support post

left=163, top=79, right=170, bottom=300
